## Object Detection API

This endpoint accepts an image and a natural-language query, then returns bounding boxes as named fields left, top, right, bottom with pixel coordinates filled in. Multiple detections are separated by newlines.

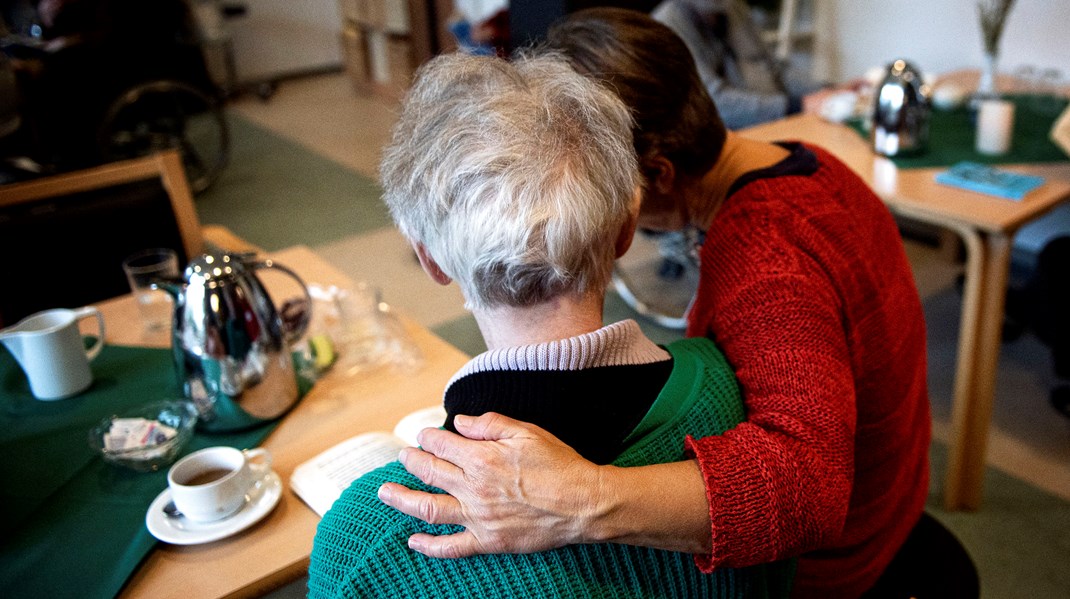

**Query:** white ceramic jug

left=0, top=307, right=105, bottom=400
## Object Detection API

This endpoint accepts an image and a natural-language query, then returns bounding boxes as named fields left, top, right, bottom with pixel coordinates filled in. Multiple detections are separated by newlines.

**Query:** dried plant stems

left=978, top=0, right=1017, bottom=56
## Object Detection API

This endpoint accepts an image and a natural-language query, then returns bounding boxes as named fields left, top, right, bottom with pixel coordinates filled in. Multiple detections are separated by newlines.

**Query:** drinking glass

left=122, top=248, right=180, bottom=331
left=1012, top=64, right=1037, bottom=92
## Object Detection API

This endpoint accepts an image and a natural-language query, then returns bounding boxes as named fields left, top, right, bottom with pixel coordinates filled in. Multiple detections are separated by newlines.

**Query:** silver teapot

left=872, top=59, right=931, bottom=157
left=154, top=251, right=311, bottom=432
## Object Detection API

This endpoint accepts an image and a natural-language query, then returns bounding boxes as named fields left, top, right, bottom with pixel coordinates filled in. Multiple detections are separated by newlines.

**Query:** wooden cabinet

left=337, top=0, right=451, bottom=100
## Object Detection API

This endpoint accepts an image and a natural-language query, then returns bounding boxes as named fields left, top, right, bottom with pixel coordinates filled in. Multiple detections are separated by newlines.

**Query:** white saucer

left=145, top=471, right=283, bottom=545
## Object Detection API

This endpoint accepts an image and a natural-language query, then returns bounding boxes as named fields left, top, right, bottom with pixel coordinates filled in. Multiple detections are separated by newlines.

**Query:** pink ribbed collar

left=446, top=319, right=670, bottom=389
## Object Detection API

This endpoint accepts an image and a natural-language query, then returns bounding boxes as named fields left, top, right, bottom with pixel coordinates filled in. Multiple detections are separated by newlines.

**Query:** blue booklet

left=934, top=162, right=1045, bottom=201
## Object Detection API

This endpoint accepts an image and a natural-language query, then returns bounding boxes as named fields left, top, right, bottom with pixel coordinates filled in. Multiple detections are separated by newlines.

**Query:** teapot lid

left=880, top=59, right=928, bottom=92
left=185, top=251, right=253, bottom=283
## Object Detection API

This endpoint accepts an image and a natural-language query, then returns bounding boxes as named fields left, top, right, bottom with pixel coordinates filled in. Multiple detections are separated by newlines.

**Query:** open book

left=290, top=405, right=448, bottom=517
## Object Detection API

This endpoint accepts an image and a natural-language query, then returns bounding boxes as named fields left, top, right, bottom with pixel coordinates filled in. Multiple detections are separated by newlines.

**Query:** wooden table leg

left=944, top=226, right=1012, bottom=510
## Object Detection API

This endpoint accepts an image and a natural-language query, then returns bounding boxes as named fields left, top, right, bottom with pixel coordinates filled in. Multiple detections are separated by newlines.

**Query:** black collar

left=725, top=142, right=819, bottom=199
left=443, top=360, right=673, bottom=465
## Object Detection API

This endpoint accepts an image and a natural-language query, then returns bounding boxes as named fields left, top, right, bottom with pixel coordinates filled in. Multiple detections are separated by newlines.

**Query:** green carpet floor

left=200, top=112, right=1070, bottom=599
left=196, top=115, right=391, bottom=252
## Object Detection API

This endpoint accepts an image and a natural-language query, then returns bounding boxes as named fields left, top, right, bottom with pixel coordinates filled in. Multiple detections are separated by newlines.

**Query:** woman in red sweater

left=377, top=8, right=934, bottom=597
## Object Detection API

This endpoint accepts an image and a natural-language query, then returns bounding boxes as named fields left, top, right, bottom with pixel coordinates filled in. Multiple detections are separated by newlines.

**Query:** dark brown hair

left=543, top=7, right=726, bottom=179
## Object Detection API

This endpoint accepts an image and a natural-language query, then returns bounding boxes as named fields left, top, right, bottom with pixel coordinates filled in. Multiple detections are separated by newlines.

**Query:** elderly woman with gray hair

left=306, top=51, right=795, bottom=598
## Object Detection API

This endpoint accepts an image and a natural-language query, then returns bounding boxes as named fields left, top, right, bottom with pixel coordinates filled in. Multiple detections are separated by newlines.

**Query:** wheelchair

left=612, top=228, right=704, bottom=331
left=0, top=0, right=229, bottom=194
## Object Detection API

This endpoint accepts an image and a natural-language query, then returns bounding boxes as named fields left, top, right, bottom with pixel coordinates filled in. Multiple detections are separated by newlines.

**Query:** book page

left=392, top=405, right=448, bottom=447
left=290, top=432, right=407, bottom=517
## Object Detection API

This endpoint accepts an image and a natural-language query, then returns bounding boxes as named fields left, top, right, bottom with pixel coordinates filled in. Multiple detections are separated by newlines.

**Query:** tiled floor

left=229, top=71, right=1070, bottom=504
left=228, top=74, right=397, bottom=181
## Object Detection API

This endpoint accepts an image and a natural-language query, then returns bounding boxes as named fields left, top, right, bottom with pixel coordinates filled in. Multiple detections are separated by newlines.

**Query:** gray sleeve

left=707, top=85, right=790, bottom=129
left=652, top=0, right=789, bottom=129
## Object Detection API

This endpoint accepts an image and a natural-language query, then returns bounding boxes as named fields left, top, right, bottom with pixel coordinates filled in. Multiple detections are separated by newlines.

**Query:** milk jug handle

left=248, top=259, right=313, bottom=343
left=71, top=306, right=106, bottom=361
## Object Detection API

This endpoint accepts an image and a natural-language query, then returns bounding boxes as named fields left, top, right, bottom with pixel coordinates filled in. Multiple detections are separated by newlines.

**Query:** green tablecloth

left=847, top=94, right=1069, bottom=169
left=0, top=342, right=309, bottom=598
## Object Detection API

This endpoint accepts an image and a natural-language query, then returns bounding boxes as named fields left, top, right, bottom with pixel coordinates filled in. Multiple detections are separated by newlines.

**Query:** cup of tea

left=167, top=446, right=272, bottom=522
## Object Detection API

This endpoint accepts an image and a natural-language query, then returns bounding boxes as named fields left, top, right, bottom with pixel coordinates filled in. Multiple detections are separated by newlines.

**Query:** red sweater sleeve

left=686, top=199, right=855, bottom=568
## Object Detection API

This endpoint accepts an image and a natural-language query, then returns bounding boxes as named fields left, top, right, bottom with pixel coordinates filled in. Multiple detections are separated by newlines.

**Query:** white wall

left=813, top=0, right=1070, bottom=83
left=225, top=0, right=344, bottom=85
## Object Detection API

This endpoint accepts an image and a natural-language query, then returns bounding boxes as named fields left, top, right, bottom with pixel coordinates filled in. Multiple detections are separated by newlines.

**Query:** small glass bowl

left=88, top=400, right=198, bottom=472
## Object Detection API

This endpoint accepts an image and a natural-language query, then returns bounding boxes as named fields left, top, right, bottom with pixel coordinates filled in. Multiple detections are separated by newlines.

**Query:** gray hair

left=380, top=52, right=640, bottom=311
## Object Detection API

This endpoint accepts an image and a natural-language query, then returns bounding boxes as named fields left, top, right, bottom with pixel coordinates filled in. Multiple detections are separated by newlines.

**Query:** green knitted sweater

left=308, top=338, right=795, bottom=598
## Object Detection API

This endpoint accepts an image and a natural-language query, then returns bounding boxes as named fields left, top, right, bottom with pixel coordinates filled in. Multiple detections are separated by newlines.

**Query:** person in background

left=377, top=8, right=942, bottom=599
left=649, top=0, right=867, bottom=280
left=307, top=50, right=795, bottom=598
left=653, top=0, right=798, bottom=130
left=652, top=0, right=863, bottom=130
left=447, top=0, right=509, bottom=57
left=0, top=0, right=207, bottom=172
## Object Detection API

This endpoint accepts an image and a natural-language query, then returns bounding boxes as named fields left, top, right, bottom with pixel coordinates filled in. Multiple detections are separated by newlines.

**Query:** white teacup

left=167, top=446, right=272, bottom=522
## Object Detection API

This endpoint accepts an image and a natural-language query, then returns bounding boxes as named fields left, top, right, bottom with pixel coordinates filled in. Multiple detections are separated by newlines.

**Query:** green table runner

left=0, top=342, right=309, bottom=597
left=846, top=94, right=1069, bottom=169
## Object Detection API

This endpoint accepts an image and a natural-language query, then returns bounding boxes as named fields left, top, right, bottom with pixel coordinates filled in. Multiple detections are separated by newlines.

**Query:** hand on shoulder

left=377, top=412, right=602, bottom=558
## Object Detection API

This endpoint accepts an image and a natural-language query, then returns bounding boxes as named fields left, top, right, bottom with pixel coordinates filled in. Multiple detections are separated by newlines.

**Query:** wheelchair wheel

left=98, top=80, right=230, bottom=194
left=612, top=229, right=702, bottom=330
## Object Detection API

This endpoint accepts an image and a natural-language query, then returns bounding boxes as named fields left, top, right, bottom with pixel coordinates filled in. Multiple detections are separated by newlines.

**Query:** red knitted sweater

left=684, top=143, right=931, bottom=598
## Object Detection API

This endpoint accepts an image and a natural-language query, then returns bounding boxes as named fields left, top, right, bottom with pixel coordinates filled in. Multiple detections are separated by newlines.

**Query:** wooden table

left=739, top=113, right=1070, bottom=511
left=104, top=245, right=470, bottom=598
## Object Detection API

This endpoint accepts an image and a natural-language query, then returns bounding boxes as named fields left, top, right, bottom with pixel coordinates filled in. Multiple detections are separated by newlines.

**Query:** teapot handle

left=248, top=259, right=313, bottom=344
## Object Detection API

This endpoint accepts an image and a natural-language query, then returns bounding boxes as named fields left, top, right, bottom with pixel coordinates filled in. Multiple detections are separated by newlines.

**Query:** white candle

left=976, top=99, right=1015, bottom=155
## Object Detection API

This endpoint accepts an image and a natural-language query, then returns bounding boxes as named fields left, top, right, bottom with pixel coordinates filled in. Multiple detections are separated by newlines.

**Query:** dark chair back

left=0, top=150, right=201, bottom=327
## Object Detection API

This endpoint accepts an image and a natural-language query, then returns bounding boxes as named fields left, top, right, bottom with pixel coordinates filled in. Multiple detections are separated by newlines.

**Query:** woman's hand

left=377, top=412, right=603, bottom=558
left=377, top=412, right=713, bottom=559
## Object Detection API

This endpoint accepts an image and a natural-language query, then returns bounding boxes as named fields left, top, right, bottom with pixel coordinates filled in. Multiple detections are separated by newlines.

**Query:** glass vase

left=971, top=51, right=1000, bottom=110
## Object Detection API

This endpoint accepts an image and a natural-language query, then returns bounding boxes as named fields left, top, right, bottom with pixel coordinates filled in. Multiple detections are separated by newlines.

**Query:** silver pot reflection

left=154, top=251, right=311, bottom=432
left=872, top=59, right=932, bottom=157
